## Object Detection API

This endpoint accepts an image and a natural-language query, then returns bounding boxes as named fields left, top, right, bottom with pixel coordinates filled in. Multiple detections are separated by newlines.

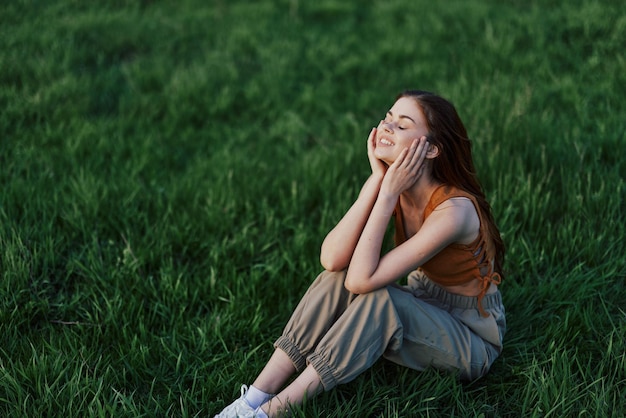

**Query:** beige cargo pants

left=274, top=269, right=506, bottom=390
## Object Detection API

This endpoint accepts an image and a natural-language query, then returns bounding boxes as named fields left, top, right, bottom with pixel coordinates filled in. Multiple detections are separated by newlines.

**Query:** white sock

left=254, top=407, right=269, bottom=418
left=244, top=385, right=273, bottom=409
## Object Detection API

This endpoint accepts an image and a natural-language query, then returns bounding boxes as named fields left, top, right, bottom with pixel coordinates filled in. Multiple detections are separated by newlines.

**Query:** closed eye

left=386, top=111, right=416, bottom=128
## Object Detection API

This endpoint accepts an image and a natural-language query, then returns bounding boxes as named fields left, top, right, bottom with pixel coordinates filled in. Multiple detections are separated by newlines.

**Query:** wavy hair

left=398, top=90, right=505, bottom=277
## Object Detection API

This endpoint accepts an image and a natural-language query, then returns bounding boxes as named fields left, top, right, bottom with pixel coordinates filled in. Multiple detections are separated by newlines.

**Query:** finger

left=392, top=146, right=409, bottom=168
left=399, top=138, right=420, bottom=169
left=408, top=136, right=428, bottom=168
left=368, top=127, right=377, bottom=143
left=367, top=127, right=377, bottom=151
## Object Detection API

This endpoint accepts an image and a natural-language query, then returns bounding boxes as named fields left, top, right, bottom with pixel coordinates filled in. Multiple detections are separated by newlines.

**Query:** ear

left=426, top=142, right=440, bottom=159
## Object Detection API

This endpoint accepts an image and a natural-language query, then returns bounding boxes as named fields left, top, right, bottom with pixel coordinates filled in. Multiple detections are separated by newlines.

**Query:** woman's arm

left=320, top=173, right=383, bottom=271
left=345, top=196, right=472, bottom=293
left=320, top=127, right=387, bottom=271
left=345, top=137, right=478, bottom=293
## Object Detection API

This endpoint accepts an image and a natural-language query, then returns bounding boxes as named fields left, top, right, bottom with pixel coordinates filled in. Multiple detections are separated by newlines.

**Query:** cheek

left=397, top=133, right=416, bottom=146
left=401, top=129, right=428, bottom=145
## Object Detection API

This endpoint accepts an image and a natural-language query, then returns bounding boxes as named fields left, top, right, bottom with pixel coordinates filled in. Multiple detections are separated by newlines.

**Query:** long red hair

left=399, top=90, right=505, bottom=277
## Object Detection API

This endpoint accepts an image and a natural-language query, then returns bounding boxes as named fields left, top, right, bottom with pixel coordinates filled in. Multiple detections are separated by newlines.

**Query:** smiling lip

left=379, top=138, right=395, bottom=146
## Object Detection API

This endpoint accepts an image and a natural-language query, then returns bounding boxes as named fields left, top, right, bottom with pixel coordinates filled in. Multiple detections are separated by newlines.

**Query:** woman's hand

left=367, top=126, right=387, bottom=179
left=380, top=136, right=429, bottom=198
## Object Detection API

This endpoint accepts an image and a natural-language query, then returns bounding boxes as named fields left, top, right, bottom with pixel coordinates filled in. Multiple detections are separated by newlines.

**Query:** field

left=1, top=0, right=625, bottom=416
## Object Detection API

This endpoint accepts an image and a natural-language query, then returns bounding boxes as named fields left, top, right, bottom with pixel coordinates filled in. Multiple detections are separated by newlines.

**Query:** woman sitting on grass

left=214, top=90, right=506, bottom=418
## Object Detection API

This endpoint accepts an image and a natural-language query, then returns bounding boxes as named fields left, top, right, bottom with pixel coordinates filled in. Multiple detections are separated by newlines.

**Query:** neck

left=400, top=173, right=442, bottom=211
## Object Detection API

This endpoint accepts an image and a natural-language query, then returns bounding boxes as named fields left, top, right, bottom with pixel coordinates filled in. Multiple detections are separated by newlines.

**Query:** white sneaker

left=214, top=385, right=260, bottom=418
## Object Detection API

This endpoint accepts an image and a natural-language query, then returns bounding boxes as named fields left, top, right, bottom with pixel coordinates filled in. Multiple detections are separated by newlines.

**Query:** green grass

left=1, top=0, right=625, bottom=416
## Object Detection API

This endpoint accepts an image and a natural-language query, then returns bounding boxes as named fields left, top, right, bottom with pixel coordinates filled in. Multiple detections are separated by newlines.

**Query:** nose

left=380, top=120, right=393, bottom=132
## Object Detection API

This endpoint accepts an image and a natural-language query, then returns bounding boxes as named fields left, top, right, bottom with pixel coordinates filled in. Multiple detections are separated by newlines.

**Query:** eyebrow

left=387, top=111, right=416, bottom=124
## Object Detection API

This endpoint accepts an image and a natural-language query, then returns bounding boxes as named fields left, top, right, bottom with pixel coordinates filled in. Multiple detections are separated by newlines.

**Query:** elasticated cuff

left=306, top=352, right=337, bottom=391
left=274, top=336, right=307, bottom=371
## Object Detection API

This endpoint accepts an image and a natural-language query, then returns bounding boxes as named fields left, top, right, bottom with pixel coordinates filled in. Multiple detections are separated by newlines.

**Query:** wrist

left=369, top=173, right=385, bottom=185
left=376, top=190, right=399, bottom=213
left=378, top=189, right=398, bottom=202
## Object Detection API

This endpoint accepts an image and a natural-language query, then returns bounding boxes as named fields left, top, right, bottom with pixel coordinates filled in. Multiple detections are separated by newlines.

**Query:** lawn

left=1, top=0, right=625, bottom=416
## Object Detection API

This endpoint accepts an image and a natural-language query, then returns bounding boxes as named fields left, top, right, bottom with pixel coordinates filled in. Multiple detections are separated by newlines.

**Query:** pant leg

left=277, top=269, right=505, bottom=390
left=381, top=285, right=501, bottom=381
left=305, top=275, right=505, bottom=389
left=274, top=270, right=356, bottom=371
left=307, top=286, right=405, bottom=390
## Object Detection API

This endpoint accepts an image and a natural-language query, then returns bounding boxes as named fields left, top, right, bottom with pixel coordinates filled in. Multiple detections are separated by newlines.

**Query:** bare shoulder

left=432, top=196, right=476, bottom=217
left=431, top=197, right=480, bottom=243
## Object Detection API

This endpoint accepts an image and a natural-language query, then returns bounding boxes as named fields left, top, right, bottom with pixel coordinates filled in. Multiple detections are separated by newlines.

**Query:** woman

left=213, top=90, right=506, bottom=418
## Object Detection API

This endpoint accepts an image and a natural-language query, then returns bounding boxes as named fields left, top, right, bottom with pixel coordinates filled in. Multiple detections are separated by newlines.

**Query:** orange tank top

left=394, top=185, right=501, bottom=317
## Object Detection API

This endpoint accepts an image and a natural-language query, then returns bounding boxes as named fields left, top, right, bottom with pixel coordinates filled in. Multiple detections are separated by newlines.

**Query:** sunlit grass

left=1, top=0, right=625, bottom=416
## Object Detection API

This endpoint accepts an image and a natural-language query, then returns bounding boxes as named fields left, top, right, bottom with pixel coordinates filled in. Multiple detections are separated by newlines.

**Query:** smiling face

left=375, top=97, right=430, bottom=165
